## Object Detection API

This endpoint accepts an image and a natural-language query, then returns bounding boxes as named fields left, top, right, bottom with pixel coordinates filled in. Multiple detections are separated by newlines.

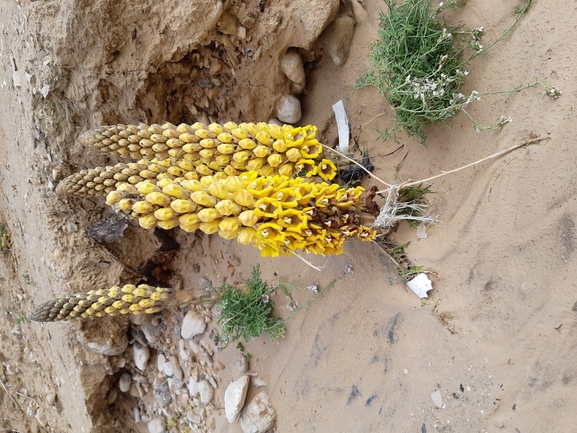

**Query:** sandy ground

left=1, top=0, right=576, bottom=432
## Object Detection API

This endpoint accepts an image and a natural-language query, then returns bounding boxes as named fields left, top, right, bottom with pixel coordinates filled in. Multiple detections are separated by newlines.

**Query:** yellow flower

left=300, top=140, right=322, bottom=158
left=278, top=208, right=307, bottom=232
left=224, top=165, right=240, bottom=176
left=190, top=191, right=217, bottom=207
left=215, top=199, right=242, bottom=216
left=294, top=159, right=316, bottom=177
left=232, top=190, right=256, bottom=208
left=253, top=145, right=271, bottom=158
left=246, top=157, right=266, bottom=171
left=238, top=138, right=258, bottom=150
left=219, top=217, right=241, bottom=235
left=208, top=182, right=231, bottom=200
left=199, top=220, right=221, bottom=234
left=232, top=150, right=252, bottom=163
left=256, top=222, right=285, bottom=245
left=272, top=139, right=288, bottom=153
left=157, top=217, right=180, bottom=230
left=198, top=208, right=222, bottom=222
left=267, top=153, right=283, bottom=168
left=237, top=227, right=257, bottom=244
left=316, top=159, right=337, bottom=181
left=238, top=210, right=259, bottom=227
left=277, top=163, right=294, bottom=177
left=285, top=148, right=301, bottom=162
left=357, top=226, right=377, bottom=242
left=282, top=232, right=306, bottom=252
left=256, top=242, right=281, bottom=258
left=257, top=165, right=275, bottom=177
left=254, top=197, right=281, bottom=219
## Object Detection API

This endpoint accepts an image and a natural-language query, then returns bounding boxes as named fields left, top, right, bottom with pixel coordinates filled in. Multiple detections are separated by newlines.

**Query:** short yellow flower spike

left=316, top=159, right=337, bottom=181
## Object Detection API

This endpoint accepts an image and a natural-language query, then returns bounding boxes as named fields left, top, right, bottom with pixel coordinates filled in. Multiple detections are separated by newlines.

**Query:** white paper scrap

left=407, top=273, right=433, bottom=298
left=332, top=100, right=349, bottom=153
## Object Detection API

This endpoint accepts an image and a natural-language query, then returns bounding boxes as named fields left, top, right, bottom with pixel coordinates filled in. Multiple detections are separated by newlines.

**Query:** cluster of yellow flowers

left=29, top=284, right=217, bottom=322
left=58, top=122, right=376, bottom=257
left=81, top=121, right=338, bottom=181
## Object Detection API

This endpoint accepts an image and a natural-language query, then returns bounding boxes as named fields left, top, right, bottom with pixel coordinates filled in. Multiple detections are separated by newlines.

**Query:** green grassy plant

left=356, top=0, right=543, bottom=144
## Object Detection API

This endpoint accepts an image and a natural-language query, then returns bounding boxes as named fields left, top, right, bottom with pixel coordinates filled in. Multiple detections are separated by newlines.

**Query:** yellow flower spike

left=132, top=201, right=155, bottom=214
left=233, top=190, right=256, bottom=208
left=267, top=153, right=283, bottom=168
left=278, top=208, right=308, bottom=232
left=277, top=163, right=294, bottom=177
left=272, top=139, right=288, bottom=153
left=255, top=131, right=271, bottom=145
left=181, top=179, right=204, bottom=192
left=223, top=121, right=238, bottom=131
left=208, top=123, right=224, bottom=135
left=179, top=213, right=200, bottom=228
left=238, top=210, right=259, bottom=227
left=219, top=217, right=240, bottom=234
left=196, top=165, right=213, bottom=176
left=154, top=207, right=179, bottom=221
left=217, top=132, right=234, bottom=143
left=231, top=128, right=249, bottom=140
left=316, top=159, right=338, bottom=181
left=198, top=208, right=222, bottom=222
left=224, top=165, right=240, bottom=176
left=237, top=227, right=257, bottom=244
left=145, top=191, right=171, bottom=207
left=199, top=220, right=221, bottom=234
left=208, top=182, right=231, bottom=200
left=285, top=148, right=301, bottom=162
left=253, top=145, right=271, bottom=158
left=162, top=183, right=187, bottom=199
left=157, top=217, right=180, bottom=230
left=139, top=214, right=158, bottom=229
left=215, top=154, right=231, bottom=166
left=246, top=158, right=266, bottom=171
left=269, top=124, right=284, bottom=140
left=170, top=199, right=198, bottom=214
left=254, top=197, right=282, bottom=219
left=215, top=199, right=242, bottom=216
left=190, top=191, right=218, bottom=207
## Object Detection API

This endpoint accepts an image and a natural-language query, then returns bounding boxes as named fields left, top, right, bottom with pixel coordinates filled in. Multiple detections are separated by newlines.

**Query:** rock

left=268, top=118, right=283, bottom=127
left=198, top=380, right=214, bottom=404
left=225, top=375, right=250, bottom=423
left=236, top=353, right=249, bottom=373
left=240, top=392, right=277, bottom=433
left=178, top=339, right=190, bottom=361
left=431, top=390, right=443, bottom=408
left=288, top=0, right=339, bottom=49
left=154, top=382, right=171, bottom=407
left=163, top=361, right=174, bottom=377
left=45, top=392, right=55, bottom=405
left=141, top=324, right=164, bottom=345
left=217, top=12, right=238, bottom=36
left=147, top=417, right=166, bottom=433
left=168, top=355, right=184, bottom=381
left=321, top=14, right=356, bottom=66
left=186, top=410, right=201, bottom=424
left=118, top=373, right=131, bottom=393
left=198, top=277, right=211, bottom=289
left=181, top=310, right=207, bottom=339
left=276, top=95, right=301, bottom=124
left=133, top=342, right=150, bottom=371
left=251, top=377, right=267, bottom=388
left=157, top=353, right=167, bottom=372
left=281, top=48, right=306, bottom=85
left=493, top=420, right=504, bottom=429
left=188, top=379, right=200, bottom=397
left=77, top=329, right=128, bottom=356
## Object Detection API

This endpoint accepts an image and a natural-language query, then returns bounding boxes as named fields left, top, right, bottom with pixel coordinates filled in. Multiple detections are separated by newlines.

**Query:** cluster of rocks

left=77, top=299, right=276, bottom=433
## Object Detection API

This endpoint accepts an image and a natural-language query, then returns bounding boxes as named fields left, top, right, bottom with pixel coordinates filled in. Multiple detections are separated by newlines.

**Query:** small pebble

left=118, top=373, right=131, bottom=393
left=276, top=94, right=301, bottom=124
left=181, top=310, right=207, bottom=339
left=198, top=277, right=211, bottom=289
left=281, top=48, right=306, bottom=85
left=168, top=355, right=184, bottom=381
left=134, top=407, right=141, bottom=423
left=163, top=362, right=174, bottom=378
left=236, top=353, right=248, bottom=373
left=133, top=342, right=150, bottom=371
left=147, top=417, right=166, bottom=433
left=186, top=410, right=201, bottom=424
left=45, top=393, right=55, bottom=405
left=493, top=420, right=504, bottom=429
left=157, top=354, right=167, bottom=372
left=153, top=382, right=171, bottom=407
left=431, top=390, right=443, bottom=408
left=198, top=380, right=214, bottom=404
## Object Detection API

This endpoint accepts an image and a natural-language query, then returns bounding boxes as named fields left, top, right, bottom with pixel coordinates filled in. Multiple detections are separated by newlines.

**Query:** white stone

left=181, top=310, right=207, bottom=339
left=281, top=48, right=306, bottom=85
left=157, top=354, right=167, bottom=372
left=178, top=340, right=190, bottom=361
left=118, top=373, right=131, bottom=393
left=276, top=95, right=301, bottom=124
left=198, top=380, right=214, bottom=404
left=431, top=390, right=443, bottom=408
left=147, top=417, right=166, bottom=433
left=240, top=392, right=277, bottom=433
left=163, top=362, right=174, bottom=377
left=321, top=14, right=356, bottom=66
left=188, top=379, right=200, bottom=397
left=168, top=355, right=184, bottom=381
left=225, top=375, right=250, bottom=423
left=133, top=342, right=150, bottom=371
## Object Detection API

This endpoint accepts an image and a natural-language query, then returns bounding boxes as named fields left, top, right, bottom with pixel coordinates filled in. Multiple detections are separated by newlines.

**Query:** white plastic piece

left=332, top=100, right=349, bottom=153
left=407, top=273, right=433, bottom=298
